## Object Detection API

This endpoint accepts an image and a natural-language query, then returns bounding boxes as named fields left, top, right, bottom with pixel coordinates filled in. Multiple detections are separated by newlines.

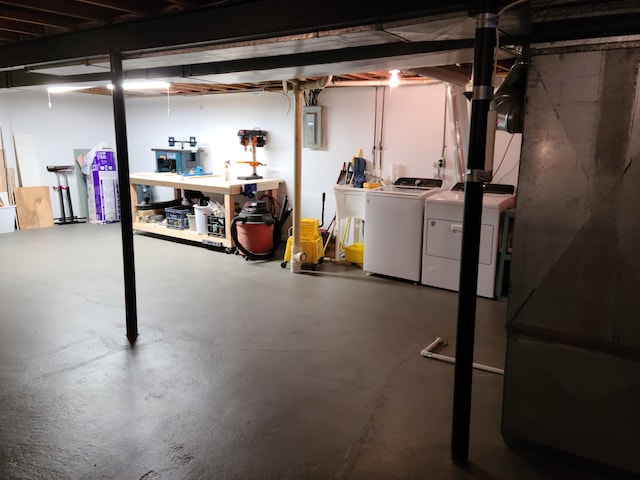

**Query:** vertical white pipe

left=290, top=83, right=304, bottom=272
left=288, top=76, right=331, bottom=272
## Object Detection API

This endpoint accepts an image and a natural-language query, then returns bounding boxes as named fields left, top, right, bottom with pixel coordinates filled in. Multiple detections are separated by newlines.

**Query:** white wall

left=0, top=91, right=115, bottom=219
left=0, top=82, right=522, bottom=223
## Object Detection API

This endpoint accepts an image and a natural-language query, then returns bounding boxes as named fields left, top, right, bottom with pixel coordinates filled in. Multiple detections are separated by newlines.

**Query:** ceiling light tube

left=47, top=86, right=94, bottom=93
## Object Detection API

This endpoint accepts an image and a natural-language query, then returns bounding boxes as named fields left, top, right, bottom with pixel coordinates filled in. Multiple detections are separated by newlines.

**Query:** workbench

left=129, top=172, right=284, bottom=249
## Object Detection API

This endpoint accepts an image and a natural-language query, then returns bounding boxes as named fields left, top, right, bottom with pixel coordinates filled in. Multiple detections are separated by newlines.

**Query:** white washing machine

left=421, top=182, right=515, bottom=298
left=364, top=177, right=444, bottom=282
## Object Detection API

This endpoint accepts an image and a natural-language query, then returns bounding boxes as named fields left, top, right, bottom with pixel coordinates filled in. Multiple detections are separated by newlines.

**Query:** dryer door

left=425, top=219, right=494, bottom=264
left=422, top=217, right=495, bottom=291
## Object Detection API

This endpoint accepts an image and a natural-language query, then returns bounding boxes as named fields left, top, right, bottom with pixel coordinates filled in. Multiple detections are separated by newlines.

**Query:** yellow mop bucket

left=340, top=217, right=364, bottom=264
left=344, top=242, right=364, bottom=264
left=282, top=218, right=325, bottom=266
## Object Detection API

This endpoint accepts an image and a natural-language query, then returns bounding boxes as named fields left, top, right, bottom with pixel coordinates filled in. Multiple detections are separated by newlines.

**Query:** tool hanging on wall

left=237, top=129, right=267, bottom=180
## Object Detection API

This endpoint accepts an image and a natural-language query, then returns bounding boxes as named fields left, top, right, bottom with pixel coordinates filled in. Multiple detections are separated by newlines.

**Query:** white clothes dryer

left=364, top=177, right=444, bottom=283
left=421, top=182, right=515, bottom=298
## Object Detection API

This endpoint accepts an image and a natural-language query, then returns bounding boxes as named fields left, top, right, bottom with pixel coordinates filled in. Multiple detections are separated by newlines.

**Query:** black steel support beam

left=451, top=0, right=497, bottom=464
left=532, top=12, right=640, bottom=44
left=0, top=1, right=474, bottom=71
left=110, top=50, right=138, bottom=343
left=0, top=38, right=476, bottom=89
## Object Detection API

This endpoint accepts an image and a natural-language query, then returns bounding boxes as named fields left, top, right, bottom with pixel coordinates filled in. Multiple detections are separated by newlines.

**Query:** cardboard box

left=87, top=148, right=120, bottom=224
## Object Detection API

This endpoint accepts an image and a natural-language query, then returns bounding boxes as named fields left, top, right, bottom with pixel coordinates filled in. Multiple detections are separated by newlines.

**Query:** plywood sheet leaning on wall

left=6, top=167, right=16, bottom=204
left=0, top=150, right=7, bottom=193
left=14, top=186, right=54, bottom=229
left=0, top=137, right=5, bottom=186
left=13, top=133, right=42, bottom=187
left=1, top=168, right=17, bottom=207
left=0, top=128, right=15, bottom=204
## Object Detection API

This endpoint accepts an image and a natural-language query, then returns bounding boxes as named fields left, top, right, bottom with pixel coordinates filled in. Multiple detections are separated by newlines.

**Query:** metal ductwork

left=492, top=61, right=528, bottom=133
left=408, top=65, right=471, bottom=86
left=446, top=84, right=469, bottom=183
left=286, top=75, right=333, bottom=92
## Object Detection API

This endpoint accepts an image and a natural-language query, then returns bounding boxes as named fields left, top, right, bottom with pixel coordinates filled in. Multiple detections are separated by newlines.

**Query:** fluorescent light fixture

left=389, top=69, right=400, bottom=88
left=47, top=86, right=94, bottom=93
left=107, top=81, right=170, bottom=90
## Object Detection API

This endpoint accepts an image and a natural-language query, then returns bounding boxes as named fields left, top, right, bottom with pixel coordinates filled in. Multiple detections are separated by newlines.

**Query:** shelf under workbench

left=129, top=172, right=284, bottom=249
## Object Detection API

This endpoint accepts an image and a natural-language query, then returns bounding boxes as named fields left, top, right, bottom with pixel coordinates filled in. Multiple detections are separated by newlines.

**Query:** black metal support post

left=110, top=50, right=138, bottom=342
left=451, top=1, right=497, bottom=463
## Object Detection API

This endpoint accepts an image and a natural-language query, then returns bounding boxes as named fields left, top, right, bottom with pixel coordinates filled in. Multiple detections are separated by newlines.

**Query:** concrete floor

left=0, top=223, right=606, bottom=479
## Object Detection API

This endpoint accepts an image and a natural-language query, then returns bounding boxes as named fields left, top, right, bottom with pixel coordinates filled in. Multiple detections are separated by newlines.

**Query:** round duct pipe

left=408, top=65, right=471, bottom=86
left=286, top=75, right=333, bottom=91
left=446, top=84, right=469, bottom=183
left=492, top=61, right=528, bottom=133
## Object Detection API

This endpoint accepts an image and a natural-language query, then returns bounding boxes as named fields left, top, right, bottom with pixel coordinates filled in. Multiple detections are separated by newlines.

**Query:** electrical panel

left=303, top=106, right=323, bottom=149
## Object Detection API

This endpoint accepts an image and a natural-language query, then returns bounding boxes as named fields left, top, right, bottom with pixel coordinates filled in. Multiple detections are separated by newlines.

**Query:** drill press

left=237, top=129, right=267, bottom=180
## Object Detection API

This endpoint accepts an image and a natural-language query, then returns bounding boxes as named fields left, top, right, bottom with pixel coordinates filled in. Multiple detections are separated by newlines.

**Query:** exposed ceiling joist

left=0, top=1, right=534, bottom=96
left=0, top=16, right=47, bottom=35
left=75, top=0, right=172, bottom=16
left=0, top=6, right=79, bottom=29
left=0, top=0, right=125, bottom=27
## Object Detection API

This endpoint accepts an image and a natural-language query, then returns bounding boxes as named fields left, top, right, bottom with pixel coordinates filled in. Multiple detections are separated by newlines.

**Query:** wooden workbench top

left=129, top=172, right=284, bottom=195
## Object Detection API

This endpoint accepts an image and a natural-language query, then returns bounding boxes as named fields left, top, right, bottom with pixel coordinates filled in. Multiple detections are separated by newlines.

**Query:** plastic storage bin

left=344, top=242, right=364, bottom=264
left=206, top=216, right=225, bottom=237
left=165, top=205, right=192, bottom=229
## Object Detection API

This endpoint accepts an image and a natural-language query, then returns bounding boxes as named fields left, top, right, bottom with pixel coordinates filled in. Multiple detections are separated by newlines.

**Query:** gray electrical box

left=303, top=106, right=323, bottom=149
